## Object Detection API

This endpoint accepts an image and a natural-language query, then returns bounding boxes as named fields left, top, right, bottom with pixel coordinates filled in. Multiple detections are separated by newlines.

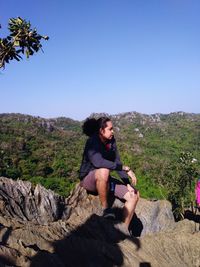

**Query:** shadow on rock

left=139, top=263, right=152, bottom=267
left=0, top=255, right=15, bottom=267
left=0, top=226, right=16, bottom=266
left=184, top=209, right=200, bottom=224
left=129, top=213, right=143, bottom=237
left=0, top=226, right=12, bottom=245
left=30, top=212, right=141, bottom=267
left=111, top=207, right=143, bottom=237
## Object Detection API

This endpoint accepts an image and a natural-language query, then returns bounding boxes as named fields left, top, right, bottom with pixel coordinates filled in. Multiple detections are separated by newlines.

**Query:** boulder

left=0, top=177, right=65, bottom=225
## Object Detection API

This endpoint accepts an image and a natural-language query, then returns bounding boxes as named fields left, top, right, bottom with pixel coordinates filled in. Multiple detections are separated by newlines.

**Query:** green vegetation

left=0, top=112, right=199, bottom=219
left=0, top=114, right=84, bottom=196
left=164, top=152, right=198, bottom=220
left=0, top=17, right=48, bottom=69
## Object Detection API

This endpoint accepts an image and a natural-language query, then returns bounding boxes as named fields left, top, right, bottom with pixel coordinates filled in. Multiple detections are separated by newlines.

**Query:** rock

left=0, top=177, right=199, bottom=267
left=64, top=184, right=175, bottom=236
left=134, top=198, right=175, bottom=235
left=0, top=177, right=65, bottom=225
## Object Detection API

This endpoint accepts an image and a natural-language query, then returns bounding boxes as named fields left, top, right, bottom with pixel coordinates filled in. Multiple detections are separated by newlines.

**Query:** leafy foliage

left=0, top=17, right=48, bottom=68
left=0, top=114, right=83, bottom=196
left=165, top=152, right=198, bottom=220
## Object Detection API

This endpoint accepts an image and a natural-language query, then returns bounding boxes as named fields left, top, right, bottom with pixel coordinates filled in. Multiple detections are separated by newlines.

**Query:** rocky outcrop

left=64, top=184, right=175, bottom=236
left=0, top=177, right=199, bottom=267
left=0, top=177, right=65, bottom=225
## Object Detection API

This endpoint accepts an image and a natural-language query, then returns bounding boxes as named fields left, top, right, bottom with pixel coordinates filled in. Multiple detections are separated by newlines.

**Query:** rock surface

left=0, top=177, right=199, bottom=267
left=0, top=177, right=65, bottom=225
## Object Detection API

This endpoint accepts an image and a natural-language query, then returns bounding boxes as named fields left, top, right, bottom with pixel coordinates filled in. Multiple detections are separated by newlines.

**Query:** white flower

left=191, top=158, right=197, bottom=163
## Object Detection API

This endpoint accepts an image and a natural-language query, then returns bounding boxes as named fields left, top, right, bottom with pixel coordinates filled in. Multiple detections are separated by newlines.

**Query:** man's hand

left=122, top=165, right=131, bottom=172
left=127, top=170, right=137, bottom=186
left=122, top=165, right=137, bottom=185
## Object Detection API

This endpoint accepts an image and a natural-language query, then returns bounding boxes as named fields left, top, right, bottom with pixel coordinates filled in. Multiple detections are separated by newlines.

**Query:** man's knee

left=95, top=168, right=110, bottom=183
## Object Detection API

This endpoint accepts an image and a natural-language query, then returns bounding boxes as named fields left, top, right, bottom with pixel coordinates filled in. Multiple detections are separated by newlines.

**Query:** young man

left=79, top=117, right=139, bottom=235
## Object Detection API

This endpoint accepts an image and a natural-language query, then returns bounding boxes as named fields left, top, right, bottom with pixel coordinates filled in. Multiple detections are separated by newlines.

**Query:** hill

left=0, top=112, right=199, bottom=206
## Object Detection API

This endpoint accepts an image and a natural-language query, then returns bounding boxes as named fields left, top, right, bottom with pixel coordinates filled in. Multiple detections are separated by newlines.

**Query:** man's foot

left=114, top=222, right=131, bottom=236
left=102, top=207, right=116, bottom=220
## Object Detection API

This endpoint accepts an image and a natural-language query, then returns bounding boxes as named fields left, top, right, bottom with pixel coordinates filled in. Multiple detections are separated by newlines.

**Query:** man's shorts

left=80, top=169, right=129, bottom=199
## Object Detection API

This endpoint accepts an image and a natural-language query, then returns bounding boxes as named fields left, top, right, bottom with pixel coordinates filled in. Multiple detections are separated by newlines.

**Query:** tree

left=167, top=151, right=198, bottom=220
left=0, top=17, right=49, bottom=69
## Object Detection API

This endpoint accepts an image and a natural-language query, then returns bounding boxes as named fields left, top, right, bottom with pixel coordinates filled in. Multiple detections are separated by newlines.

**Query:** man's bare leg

left=95, top=168, right=110, bottom=209
left=123, top=184, right=139, bottom=228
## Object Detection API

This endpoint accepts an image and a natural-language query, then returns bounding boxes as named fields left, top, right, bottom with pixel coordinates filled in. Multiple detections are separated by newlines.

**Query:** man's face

left=100, top=121, right=114, bottom=140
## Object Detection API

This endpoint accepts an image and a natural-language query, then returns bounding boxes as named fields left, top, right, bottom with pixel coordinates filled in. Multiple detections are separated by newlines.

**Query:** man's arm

left=87, top=138, right=123, bottom=171
left=114, top=140, right=137, bottom=185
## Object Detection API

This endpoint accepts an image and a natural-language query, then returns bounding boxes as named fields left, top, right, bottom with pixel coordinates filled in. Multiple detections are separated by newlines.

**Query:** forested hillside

left=0, top=113, right=83, bottom=195
left=0, top=112, right=199, bottom=215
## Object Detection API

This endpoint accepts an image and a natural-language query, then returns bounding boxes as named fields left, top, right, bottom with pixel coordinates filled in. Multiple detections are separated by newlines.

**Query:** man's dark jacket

left=79, top=134, right=129, bottom=182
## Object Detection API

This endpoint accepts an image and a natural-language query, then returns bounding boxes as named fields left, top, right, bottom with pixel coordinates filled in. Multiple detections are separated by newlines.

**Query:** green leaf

left=14, top=40, right=20, bottom=46
left=25, top=49, right=29, bottom=58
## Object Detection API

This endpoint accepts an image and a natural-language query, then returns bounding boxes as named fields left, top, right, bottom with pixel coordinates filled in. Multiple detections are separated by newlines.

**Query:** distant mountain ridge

left=1, top=110, right=200, bottom=122
left=1, top=110, right=200, bottom=139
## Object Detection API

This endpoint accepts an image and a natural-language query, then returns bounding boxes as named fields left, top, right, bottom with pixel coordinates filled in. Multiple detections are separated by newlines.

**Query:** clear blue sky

left=1, top=0, right=200, bottom=120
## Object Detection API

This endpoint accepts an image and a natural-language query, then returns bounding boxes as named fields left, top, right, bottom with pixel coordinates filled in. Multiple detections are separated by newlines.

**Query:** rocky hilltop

left=0, top=177, right=199, bottom=267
